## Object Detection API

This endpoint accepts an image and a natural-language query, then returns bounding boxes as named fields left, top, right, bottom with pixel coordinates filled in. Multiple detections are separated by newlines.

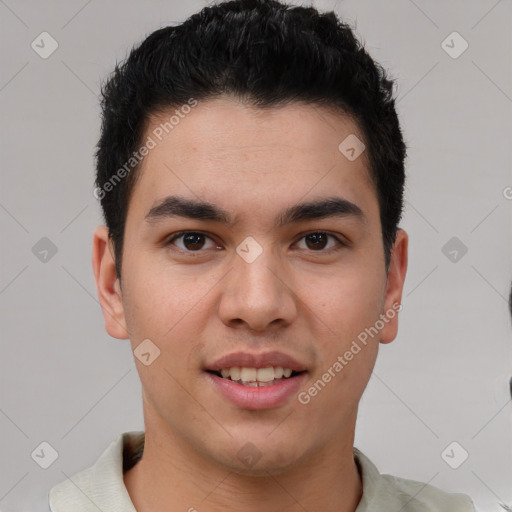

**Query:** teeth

left=240, top=367, right=257, bottom=382
left=256, top=367, right=275, bottom=382
left=217, top=366, right=297, bottom=383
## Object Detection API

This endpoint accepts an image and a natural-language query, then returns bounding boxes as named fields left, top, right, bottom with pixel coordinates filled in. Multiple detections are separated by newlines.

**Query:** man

left=48, top=0, right=477, bottom=510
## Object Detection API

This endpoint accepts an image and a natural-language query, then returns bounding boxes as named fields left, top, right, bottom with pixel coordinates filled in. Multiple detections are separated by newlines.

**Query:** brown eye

left=182, top=233, right=206, bottom=250
left=168, top=231, right=218, bottom=252
left=305, top=232, right=328, bottom=250
left=295, top=232, right=344, bottom=252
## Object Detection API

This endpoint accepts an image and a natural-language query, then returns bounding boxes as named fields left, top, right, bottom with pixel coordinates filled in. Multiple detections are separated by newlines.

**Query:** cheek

left=306, top=265, right=385, bottom=343
left=121, top=256, right=216, bottom=388
left=296, top=342, right=377, bottom=443
left=310, top=266, right=383, bottom=407
left=121, top=251, right=212, bottom=337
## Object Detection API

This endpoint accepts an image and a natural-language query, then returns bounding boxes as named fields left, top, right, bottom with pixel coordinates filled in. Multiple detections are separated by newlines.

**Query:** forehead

left=128, top=97, right=377, bottom=225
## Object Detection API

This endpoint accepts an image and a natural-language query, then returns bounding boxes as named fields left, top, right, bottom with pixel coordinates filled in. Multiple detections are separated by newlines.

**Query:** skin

left=92, top=96, right=408, bottom=512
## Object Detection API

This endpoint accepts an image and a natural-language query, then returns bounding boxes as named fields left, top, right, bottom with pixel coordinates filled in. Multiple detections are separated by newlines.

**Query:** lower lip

left=206, top=372, right=307, bottom=410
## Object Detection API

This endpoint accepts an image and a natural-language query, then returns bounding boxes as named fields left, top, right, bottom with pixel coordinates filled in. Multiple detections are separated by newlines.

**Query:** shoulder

left=48, top=464, right=95, bottom=510
left=354, top=447, right=477, bottom=512
left=380, top=473, right=476, bottom=511
left=48, top=431, right=143, bottom=512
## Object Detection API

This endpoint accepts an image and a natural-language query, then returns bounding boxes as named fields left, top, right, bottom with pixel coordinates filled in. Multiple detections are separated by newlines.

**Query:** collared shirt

left=48, top=431, right=476, bottom=511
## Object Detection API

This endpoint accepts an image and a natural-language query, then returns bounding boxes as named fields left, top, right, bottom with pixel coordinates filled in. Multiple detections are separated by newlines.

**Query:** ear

left=92, top=225, right=130, bottom=339
left=380, top=228, right=408, bottom=344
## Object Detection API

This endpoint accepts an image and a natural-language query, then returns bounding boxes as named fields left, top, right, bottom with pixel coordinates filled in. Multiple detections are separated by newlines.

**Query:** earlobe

left=92, top=226, right=130, bottom=340
left=380, top=229, right=408, bottom=344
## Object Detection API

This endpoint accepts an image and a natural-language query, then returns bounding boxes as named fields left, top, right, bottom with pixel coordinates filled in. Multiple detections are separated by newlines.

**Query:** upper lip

left=205, top=351, right=308, bottom=372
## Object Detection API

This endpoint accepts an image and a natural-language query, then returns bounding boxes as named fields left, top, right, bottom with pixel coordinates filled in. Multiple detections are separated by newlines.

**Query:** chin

left=205, top=437, right=309, bottom=477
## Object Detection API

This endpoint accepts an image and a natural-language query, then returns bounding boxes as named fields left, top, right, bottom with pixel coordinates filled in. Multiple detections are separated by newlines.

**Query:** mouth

left=206, top=366, right=305, bottom=387
left=204, top=351, right=308, bottom=410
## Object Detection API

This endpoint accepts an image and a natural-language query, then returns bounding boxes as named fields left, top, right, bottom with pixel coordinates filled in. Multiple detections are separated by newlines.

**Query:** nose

left=217, top=244, right=298, bottom=332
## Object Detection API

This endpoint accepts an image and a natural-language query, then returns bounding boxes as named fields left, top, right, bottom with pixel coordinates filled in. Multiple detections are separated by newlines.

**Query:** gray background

left=1, top=0, right=511, bottom=510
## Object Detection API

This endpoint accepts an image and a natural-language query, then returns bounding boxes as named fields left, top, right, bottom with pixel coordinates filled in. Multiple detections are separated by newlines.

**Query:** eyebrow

left=144, top=195, right=366, bottom=227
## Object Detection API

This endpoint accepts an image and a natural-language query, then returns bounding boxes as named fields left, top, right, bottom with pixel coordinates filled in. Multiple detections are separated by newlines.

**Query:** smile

left=213, top=366, right=301, bottom=387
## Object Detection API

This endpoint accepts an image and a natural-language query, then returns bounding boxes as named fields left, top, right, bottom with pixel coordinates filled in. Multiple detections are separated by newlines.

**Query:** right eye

left=166, top=231, right=221, bottom=252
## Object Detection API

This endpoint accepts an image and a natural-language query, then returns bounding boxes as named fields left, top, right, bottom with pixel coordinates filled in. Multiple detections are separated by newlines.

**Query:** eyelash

left=165, top=230, right=347, bottom=254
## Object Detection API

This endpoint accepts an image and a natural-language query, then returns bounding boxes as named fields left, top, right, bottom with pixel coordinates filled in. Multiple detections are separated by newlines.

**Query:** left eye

left=294, top=232, right=343, bottom=251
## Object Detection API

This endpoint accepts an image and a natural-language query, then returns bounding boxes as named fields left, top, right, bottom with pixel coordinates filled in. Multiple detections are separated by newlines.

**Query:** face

left=93, top=97, right=407, bottom=474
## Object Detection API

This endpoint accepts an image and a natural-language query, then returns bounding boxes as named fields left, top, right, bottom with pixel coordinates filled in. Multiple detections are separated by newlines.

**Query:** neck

left=124, top=415, right=362, bottom=512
